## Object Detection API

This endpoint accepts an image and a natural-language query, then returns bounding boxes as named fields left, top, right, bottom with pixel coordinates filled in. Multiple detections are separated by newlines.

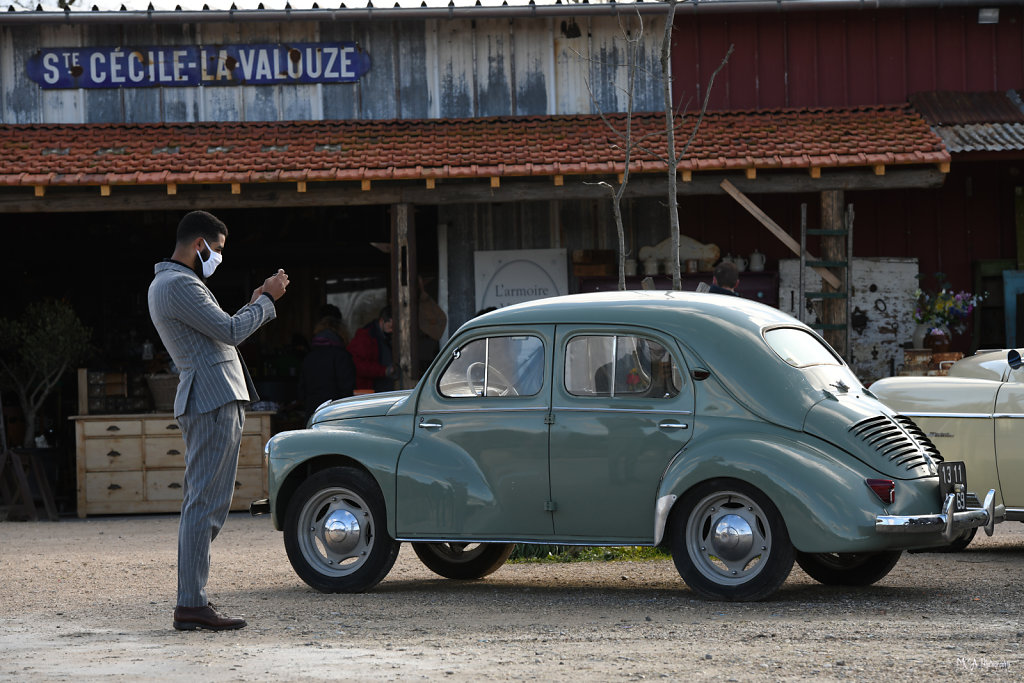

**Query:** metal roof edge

left=2, top=0, right=1021, bottom=25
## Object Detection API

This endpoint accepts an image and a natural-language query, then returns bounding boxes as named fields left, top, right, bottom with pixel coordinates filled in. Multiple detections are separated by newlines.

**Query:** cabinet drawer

left=243, top=416, right=265, bottom=435
left=144, top=437, right=187, bottom=468
left=83, top=419, right=142, bottom=437
left=146, top=469, right=186, bottom=502
left=238, top=435, right=264, bottom=467
left=85, top=471, right=143, bottom=503
left=84, top=438, right=143, bottom=470
left=233, top=467, right=265, bottom=501
left=144, top=418, right=182, bottom=436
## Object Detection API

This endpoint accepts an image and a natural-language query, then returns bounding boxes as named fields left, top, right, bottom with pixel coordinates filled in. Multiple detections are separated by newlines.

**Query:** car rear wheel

left=283, top=466, right=400, bottom=593
left=668, top=479, right=794, bottom=601
left=795, top=550, right=902, bottom=586
left=412, top=542, right=515, bottom=579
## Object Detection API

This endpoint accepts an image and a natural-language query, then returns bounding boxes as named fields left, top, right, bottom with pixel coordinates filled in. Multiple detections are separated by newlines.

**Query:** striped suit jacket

left=148, top=260, right=276, bottom=418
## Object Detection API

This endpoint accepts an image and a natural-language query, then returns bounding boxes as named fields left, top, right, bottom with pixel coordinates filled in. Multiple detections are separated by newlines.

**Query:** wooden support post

left=745, top=168, right=756, bottom=180
left=391, top=203, right=418, bottom=390
left=490, top=177, right=500, bottom=188
left=166, top=183, right=177, bottom=195
left=719, top=179, right=841, bottom=288
left=296, top=181, right=307, bottom=193
left=231, top=183, right=241, bottom=195
left=809, top=167, right=821, bottom=179
left=34, top=186, right=45, bottom=197
left=681, top=170, right=692, bottom=182
left=100, top=185, right=111, bottom=196
left=426, top=177, right=436, bottom=189
left=361, top=179, right=372, bottom=191
left=821, top=189, right=847, bottom=356
left=553, top=175, right=564, bottom=186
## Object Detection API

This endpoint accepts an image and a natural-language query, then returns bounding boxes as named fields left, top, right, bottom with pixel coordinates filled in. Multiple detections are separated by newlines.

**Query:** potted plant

left=0, top=299, right=91, bottom=448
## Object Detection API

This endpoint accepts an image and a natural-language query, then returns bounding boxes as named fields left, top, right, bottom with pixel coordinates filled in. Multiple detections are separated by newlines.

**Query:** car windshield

left=764, top=327, right=841, bottom=368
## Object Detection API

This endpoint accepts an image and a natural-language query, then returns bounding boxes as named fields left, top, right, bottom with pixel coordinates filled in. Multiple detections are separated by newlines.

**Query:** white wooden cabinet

left=71, top=411, right=272, bottom=517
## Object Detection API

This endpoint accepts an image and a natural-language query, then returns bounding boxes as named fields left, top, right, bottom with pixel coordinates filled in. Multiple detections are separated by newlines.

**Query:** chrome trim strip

left=553, top=406, right=694, bottom=416
left=1005, top=508, right=1024, bottom=522
left=396, top=537, right=654, bottom=546
left=419, top=407, right=548, bottom=415
left=993, top=414, right=1024, bottom=419
left=653, top=494, right=677, bottom=546
left=898, top=412, right=993, bottom=419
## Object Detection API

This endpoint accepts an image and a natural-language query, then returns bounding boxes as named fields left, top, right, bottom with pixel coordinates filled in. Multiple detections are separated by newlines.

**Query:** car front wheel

left=668, top=479, right=794, bottom=601
left=796, top=550, right=903, bottom=586
left=412, top=542, right=515, bottom=579
left=283, top=466, right=400, bottom=593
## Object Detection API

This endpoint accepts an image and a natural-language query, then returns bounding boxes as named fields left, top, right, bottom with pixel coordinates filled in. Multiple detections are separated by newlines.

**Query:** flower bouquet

left=913, top=273, right=985, bottom=336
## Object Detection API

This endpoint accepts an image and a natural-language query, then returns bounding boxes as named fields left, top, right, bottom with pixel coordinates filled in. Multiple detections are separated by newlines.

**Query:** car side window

left=438, top=335, right=544, bottom=398
left=565, top=335, right=681, bottom=398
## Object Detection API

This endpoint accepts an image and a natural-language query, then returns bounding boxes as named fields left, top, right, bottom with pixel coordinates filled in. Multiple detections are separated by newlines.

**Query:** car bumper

left=250, top=498, right=270, bottom=516
left=875, top=489, right=1005, bottom=542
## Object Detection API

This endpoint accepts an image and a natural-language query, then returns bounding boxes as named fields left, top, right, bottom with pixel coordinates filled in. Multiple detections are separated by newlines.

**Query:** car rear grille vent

left=849, top=415, right=942, bottom=471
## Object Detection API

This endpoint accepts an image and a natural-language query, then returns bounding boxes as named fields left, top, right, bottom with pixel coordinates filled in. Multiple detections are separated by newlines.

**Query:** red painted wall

left=672, top=8, right=1024, bottom=110
left=670, top=7, right=1024, bottom=351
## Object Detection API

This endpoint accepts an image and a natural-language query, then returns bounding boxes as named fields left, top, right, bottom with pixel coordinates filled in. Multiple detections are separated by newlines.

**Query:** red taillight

left=866, top=478, right=895, bottom=505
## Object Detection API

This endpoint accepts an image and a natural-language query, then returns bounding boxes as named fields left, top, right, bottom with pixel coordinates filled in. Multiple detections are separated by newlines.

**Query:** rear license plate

left=938, top=461, right=967, bottom=513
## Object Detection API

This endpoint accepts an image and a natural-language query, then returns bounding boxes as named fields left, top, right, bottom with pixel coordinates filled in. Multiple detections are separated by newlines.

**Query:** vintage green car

left=872, top=349, right=1024, bottom=550
left=253, top=291, right=1002, bottom=601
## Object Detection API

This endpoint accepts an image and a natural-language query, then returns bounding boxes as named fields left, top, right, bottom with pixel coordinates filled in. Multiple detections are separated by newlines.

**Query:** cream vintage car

left=872, top=349, right=1024, bottom=549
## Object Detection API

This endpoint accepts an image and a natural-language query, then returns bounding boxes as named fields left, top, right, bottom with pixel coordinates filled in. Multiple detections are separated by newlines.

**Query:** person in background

left=298, top=304, right=355, bottom=417
left=348, top=306, right=398, bottom=392
left=708, top=261, right=741, bottom=297
left=148, top=210, right=288, bottom=632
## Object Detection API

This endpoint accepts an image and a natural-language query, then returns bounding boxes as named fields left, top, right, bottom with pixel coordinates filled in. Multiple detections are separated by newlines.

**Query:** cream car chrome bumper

left=875, top=489, right=1005, bottom=542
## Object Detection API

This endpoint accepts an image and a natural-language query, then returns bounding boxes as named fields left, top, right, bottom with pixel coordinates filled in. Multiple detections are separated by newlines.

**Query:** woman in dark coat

left=298, top=312, right=356, bottom=418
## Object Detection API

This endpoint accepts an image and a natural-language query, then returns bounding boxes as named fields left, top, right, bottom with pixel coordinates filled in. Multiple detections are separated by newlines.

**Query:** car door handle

left=418, top=420, right=443, bottom=430
left=658, top=421, right=689, bottom=430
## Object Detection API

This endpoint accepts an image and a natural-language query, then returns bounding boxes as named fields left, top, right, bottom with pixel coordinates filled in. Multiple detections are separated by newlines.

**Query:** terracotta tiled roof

left=0, top=105, right=948, bottom=189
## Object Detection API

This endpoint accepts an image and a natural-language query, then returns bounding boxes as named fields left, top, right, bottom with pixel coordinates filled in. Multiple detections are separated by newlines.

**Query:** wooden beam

left=100, top=185, right=111, bottom=197
left=681, top=170, right=692, bottom=182
left=361, top=179, right=371, bottom=191
left=745, top=168, right=756, bottom=180
left=33, top=186, right=45, bottom=197
left=553, top=175, right=564, bottom=186
left=939, top=161, right=951, bottom=173
left=231, top=183, right=241, bottom=195
left=296, top=181, right=307, bottom=193
left=425, top=177, right=436, bottom=189
left=0, top=169, right=948, bottom=214
left=720, top=179, right=842, bottom=288
left=166, top=183, right=177, bottom=195
left=809, top=167, right=821, bottom=179
left=873, top=164, right=885, bottom=176
left=490, top=177, right=500, bottom=188
left=391, top=203, right=417, bottom=390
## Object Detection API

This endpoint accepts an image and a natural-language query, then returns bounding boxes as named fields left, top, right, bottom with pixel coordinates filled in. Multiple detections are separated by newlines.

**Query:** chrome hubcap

left=323, top=509, right=362, bottom=555
left=711, top=514, right=754, bottom=562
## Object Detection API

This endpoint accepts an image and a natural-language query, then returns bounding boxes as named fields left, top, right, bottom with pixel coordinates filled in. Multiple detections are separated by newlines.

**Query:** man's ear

left=192, top=236, right=207, bottom=253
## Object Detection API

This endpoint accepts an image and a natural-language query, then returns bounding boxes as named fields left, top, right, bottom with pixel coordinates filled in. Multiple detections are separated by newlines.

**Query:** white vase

left=912, top=323, right=931, bottom=349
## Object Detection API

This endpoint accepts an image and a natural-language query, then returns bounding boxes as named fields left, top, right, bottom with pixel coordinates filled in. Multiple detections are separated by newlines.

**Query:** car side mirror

left=1009, top=349, right=1022, bottom=370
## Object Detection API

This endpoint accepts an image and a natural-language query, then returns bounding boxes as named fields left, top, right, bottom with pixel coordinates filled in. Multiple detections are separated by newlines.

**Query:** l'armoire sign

left=26, top=43, right=371, bottom=89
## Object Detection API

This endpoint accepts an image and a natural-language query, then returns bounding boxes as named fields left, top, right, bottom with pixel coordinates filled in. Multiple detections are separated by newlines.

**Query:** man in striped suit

left=148, top=210, right=288, bottom=631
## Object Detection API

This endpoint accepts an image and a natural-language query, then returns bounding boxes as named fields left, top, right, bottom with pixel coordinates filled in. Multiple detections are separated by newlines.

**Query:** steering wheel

left=466, top=362, right=519, bottom=397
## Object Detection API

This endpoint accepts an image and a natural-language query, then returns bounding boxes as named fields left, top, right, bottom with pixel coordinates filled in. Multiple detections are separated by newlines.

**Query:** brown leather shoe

left=173, top=603, right=246, bottom=631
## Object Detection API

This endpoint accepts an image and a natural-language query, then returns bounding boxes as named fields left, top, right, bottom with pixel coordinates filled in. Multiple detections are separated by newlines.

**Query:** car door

left=547, top=325, right=695, bottom=542
left=395, top=326, right=555, bottom=540
left=994, top=381, right=1024, bottom=509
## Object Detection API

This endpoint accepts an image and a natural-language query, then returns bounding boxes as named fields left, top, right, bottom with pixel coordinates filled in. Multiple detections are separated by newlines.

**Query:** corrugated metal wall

left=0, top=16, right=667, bottom=124
left=671, top=7, right=1024, bottom=111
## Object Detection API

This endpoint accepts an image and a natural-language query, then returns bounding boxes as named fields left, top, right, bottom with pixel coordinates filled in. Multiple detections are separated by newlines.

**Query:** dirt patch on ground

left=1, top=514, right=1022, bottom=681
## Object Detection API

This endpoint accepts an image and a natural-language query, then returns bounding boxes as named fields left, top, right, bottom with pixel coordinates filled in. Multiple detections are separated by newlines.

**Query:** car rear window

left=764, top=327, right=841, bottom=368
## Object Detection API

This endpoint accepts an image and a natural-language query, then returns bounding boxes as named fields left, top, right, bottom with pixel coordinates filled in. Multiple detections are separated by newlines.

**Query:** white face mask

left=197, top=239, right=222, bottom=278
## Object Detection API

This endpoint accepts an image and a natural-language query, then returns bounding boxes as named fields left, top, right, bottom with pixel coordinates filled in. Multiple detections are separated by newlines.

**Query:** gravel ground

left=1, top=514, right=1022, bottom=681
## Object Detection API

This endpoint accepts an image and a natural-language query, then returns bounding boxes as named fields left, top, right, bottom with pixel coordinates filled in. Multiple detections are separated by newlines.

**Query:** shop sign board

left=26, top=43, right=371, bottom=89
left=474, top=249, right=568, bottom=312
